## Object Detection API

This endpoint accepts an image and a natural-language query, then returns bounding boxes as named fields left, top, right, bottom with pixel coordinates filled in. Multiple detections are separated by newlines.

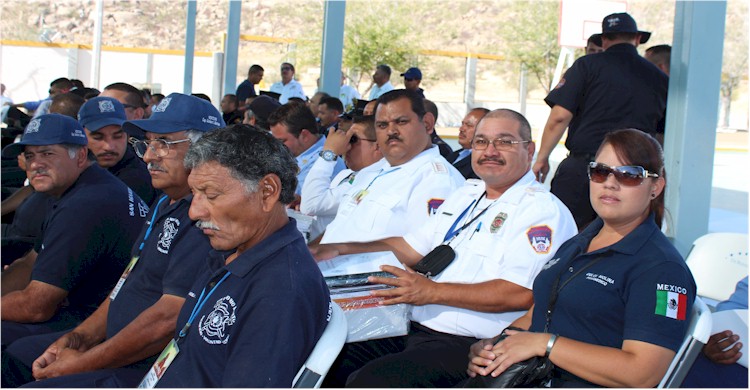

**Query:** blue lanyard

left=363, top=167, right=402, bottom=191
left=138, top=195, right=169, bottom=252
left=178, top=270, right=231, bottom=339
left=442, top=192, right=492, bottom=243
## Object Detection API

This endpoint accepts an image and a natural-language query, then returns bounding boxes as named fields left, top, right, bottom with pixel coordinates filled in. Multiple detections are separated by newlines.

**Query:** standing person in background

left=236, top=64, right=264, bottom=106
left=270, top=63, right=306, bottom=104
left=369, top=65, right=394, bottom=100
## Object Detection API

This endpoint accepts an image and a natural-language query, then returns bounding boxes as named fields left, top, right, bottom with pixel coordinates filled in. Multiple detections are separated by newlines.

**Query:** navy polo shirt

left=529, top=216, right=695, bottom=385
left=31, top=164, right=148, bottom=331
left=108, top=147, right=160, bottom=207
left=545, top=43, right=668, bottom=154
left=156, top=220, right=330, bottom=388
left=106, top=194, right=213, bottom=341
left=235, top=79, right=257, bottom=104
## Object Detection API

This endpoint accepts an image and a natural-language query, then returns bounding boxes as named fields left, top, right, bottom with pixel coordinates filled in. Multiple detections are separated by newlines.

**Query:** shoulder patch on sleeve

left=431, top=161, right=448, bottom=174
left=527, top=225, right=552, bottom=254
left=655, top=284, right=689, bottom=320
left=554, top=78, right=566, bottom=89
left=428, top=198, right=445, bottom=215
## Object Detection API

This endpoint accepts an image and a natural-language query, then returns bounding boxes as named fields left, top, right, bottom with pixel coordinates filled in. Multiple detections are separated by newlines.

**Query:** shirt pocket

left=355, top=193, right=401, bottom=236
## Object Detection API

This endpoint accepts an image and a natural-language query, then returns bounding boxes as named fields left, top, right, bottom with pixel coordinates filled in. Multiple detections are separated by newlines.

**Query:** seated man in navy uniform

left=138, top=125, right=330, bottom=387
left=448, top=107, right=490, bottom=179
left=78, top=96, right=159, bottom=206
left=0, top=114, right=147, bottom=349
left=1, top=93, right=223, bottom=388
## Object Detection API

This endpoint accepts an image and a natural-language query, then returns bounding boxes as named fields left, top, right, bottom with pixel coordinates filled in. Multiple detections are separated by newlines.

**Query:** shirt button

left=568, top=267, right=574, bottom=272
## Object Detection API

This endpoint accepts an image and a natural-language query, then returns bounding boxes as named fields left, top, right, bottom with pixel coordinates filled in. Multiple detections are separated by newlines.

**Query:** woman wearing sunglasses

left=467, top=129, right=696, bottom=387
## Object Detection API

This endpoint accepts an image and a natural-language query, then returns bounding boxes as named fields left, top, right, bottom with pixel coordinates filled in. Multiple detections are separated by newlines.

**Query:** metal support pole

left=320, top=0, right=346, bottom=98
left=664, top=0, right=727, bottom=256
left=91, top=0, right=103, bottom=89
left=464, top=56, right=477, bottom=107
left=223, top=0, right=242, bottom=98
left=183, top=0, right=197, bottom=94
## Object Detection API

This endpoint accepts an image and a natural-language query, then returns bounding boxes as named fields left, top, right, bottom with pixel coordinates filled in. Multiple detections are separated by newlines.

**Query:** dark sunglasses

left=588, top=162, right=659, bottom=186
left=349, top=134, right=377, bottom=144
left=404, top=78, right=415, bottom=82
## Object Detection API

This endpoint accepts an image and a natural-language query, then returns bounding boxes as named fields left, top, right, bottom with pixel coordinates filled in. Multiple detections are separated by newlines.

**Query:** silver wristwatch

left=319, top=149, right=338, bottom=162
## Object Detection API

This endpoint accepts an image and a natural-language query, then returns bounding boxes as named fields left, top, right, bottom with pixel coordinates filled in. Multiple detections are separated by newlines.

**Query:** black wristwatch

left=319, top=149, right=338, bottom=162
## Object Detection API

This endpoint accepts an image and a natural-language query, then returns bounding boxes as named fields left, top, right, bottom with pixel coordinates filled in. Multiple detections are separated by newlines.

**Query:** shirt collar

left=577, top=213, right=659, bottom=256
left=381, top=145, right=440, bottom=169
left=296, top=136, right=326, bottom=165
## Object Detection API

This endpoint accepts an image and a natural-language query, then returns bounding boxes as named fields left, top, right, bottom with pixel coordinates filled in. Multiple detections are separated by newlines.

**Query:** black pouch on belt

left=412, top=244, right=456, bottom=278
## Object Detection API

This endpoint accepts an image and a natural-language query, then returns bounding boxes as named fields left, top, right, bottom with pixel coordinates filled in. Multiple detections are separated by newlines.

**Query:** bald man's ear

left=423, top=112, right=435, bottom=133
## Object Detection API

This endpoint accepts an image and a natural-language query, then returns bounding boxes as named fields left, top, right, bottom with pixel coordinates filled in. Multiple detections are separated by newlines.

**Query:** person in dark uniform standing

left=78, top=96, right=159, bottom=206
left=533, top=12, right=668, bottom=230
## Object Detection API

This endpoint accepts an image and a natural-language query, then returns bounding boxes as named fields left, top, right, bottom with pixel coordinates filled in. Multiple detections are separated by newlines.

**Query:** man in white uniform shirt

left=314, top=108, right=577, bottom=387
left=269, top=62, right=306, bottom=104
left=316, top=89, right=464, bottom=256
left=368, top=65, right=394, bottom=100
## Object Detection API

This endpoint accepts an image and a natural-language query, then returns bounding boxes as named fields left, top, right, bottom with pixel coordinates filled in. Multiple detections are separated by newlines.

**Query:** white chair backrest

left=292, top=302, right=348, bottom=388
left=658, top=297, right=713, bottom=388
left=685, top=233, right=748, bottom=302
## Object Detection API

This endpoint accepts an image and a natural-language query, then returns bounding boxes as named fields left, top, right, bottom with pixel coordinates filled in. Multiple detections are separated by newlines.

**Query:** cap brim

left=122, top=119, right=204, bottom=137
left=2, top=143, right=25, bottom=159
left=83, top=118, right=126, bottom=132
left=639, top=31, right=651, bottom=44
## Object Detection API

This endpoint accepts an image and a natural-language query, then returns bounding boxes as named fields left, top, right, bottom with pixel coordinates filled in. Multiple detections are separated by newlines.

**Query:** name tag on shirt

left=138, top=339, right=180, bottom=388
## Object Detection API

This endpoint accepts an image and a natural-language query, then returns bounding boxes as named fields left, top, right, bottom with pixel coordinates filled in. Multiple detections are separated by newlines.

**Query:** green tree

left=498, top=1, right=560, bottom=93
left=719, top=0, right=749, bottom=128
left=342, top=2, right=417, bottom=93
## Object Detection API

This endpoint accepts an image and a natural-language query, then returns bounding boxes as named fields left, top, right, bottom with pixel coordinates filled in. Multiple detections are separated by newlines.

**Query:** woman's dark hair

left=598, top=129, right=665, bottom=227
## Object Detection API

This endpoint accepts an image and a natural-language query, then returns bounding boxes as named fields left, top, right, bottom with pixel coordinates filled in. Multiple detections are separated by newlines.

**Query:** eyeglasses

left=472, top=137, right=530, bottom=151
left=129, top=137, right=191, bottom=158
left=587, top=162, right=659, bottom=186
left=349, top=134, right=377, bottom=144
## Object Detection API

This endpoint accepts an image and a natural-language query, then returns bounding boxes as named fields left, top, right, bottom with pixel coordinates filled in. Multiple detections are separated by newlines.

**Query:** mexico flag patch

left=655, top=287, right=688, bottom=320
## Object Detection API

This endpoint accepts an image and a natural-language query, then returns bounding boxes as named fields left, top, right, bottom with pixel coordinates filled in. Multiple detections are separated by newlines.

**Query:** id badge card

left=138, top=339, right=180, bottom=388
left=353, top=189, right=369, bottom=205
left=110, top=256, right=139, bottom=300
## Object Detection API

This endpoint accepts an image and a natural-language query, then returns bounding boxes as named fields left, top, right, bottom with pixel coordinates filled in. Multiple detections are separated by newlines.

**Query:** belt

left=568, top=152, right=595, bottom=161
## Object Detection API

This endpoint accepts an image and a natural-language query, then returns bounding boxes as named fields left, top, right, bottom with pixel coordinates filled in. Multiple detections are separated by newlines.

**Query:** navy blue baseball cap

left=122, top=93, right=225, bottom=136
left=592, top=12, right=651, bottom=44
left=78, top=96, right=127, bottom=132
left=400, top=67, right=422, bottom=80
left=2, top=114, right=88, bottom=158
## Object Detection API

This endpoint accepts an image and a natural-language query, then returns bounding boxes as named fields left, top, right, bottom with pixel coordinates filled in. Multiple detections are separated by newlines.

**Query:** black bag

left=463, top=331, right=553, bottom=388
left=412, top=244, right=455, bottom=277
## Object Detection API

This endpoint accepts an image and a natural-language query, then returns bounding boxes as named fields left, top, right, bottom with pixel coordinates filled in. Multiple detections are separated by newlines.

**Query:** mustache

left=147, top=162, right=166, bottom=172
left=195, top=220, right=221, bottom=231
left=386, top=134, right=401, bottom=142
left=29, top=168, right=49, bottom=176
left=477, top=157, right=505, bottom=165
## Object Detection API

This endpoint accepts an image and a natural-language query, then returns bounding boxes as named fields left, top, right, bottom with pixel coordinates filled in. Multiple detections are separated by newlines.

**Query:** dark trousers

left=324, top=322, right=479, bottom=388
left=681, top=352, right=748, bottom=388
left=550, top=154, right=597, bottom=230
left=1, top=321, right=56, bottom=351
left=2, top=330, right=67, bottom=387
left=19, top=368, right=145, bottom=388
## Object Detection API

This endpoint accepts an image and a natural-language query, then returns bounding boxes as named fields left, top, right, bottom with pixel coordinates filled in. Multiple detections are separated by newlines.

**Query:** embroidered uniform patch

left=157, top=217, right=180, bottom=254
left=554, top=78, right=566, bottom=89
left=432, top=162, right=447, bottom=174
left=655, top=284, right=688, bottom=320
left=490, top=212, right=508, bottom=233
left=526, top=225, right=552, bottom=254
left=427, top=198, right=445, bottom=215
left=199, top=296, right=237, bottom=344
left=98, top=99, right=115, bottom=112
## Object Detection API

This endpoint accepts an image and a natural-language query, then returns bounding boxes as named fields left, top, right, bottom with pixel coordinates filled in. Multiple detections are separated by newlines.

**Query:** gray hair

left=62, top=143, right=96, bottom=161
left=184, top=125, right=297, bottom=204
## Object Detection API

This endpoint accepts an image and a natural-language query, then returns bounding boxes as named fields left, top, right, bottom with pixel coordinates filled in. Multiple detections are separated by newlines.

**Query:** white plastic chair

left=292, top=302, right=348, bottom=388
left=658, top=297, right=713, bottom=388
left=684, top=233, right=748, bottom=303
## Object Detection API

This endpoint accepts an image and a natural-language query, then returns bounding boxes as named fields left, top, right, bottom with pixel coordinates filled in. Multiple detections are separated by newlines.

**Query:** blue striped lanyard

left=442, top=192, right=492, bottom=243
left=364, top=167, right=402, bottom=191
left=178, top=270, right=231, bottom=339
left=138, top=195, right=169, bottom=251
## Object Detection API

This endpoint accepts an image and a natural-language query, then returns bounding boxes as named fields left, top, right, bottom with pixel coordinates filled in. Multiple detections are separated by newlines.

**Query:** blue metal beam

left=320, top=0, right=346, bottom=98
left=183, top=0, right=197, bottom=94
left=223, top=0, right=242, bottom=98
left=664, top=0, right=728, bottom=256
